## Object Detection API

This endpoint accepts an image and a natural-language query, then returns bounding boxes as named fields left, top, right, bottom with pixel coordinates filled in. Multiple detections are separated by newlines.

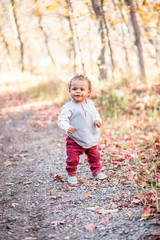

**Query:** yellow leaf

left=141, top=213, right=151, bottom=219
left=65, top=8, right=69, bottom=16
left=34, top=9, right=41, bottom=15
left=46, top=5, right=57, bottom=11
left=46, top=1, right=59, bottom=12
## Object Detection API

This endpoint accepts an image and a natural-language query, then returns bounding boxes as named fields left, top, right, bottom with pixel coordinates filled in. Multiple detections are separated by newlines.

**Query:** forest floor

left=0, top=96, right=159, bottom=240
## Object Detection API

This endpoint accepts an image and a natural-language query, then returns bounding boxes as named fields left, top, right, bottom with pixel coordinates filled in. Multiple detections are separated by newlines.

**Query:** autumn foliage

left=96, top=83, right=160, bottom=214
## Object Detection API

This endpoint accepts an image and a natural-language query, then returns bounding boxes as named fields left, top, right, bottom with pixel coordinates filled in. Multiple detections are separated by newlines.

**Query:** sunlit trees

left=124, top=0, right=145, bottom=80
left=0, top=0, right=159, bottom=81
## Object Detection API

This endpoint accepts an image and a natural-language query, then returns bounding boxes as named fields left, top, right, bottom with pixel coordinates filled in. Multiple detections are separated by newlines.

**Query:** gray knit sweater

left=58, top=99, right=101, bottom=148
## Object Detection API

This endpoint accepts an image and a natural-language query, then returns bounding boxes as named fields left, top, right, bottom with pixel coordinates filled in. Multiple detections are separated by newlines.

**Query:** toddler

left=58, top=75, right=107, bottom=184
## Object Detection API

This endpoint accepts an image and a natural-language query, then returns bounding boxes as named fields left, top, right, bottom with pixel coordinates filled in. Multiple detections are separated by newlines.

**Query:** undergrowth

left=95, top=83, right=160, bottom=214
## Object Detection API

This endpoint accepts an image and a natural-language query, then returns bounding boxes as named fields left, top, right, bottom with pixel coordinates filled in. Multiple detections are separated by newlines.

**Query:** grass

left=0, top=71, right=70, bottom=103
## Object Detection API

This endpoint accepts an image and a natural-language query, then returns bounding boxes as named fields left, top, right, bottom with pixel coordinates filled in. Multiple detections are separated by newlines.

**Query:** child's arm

left=58, top=105, right=76, bottom=134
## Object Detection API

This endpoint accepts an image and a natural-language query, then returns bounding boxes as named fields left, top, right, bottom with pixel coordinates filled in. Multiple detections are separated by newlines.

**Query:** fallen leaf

left=11, top=203, right=18, bottom=208
left=100, top=215, right=110, bottom=224
left=50, top=191, right=57, bottom=195
left=20, top=153, right=30, bottom=157
left=96, top=208, right=118, bottom=214
left=4, top=161, right=12, bottom=167
left=131, top=198, right=141, bottom=204
left=85, top=224, right=96, bottom=232
left=51, top=221, right=65, bottom=226
left=141, top=214, right=151, bottom=219
left=23, top=181, right=32, bottom=185
left=78, top=178, right=86, bottom=184
left=5, top=182, right=14, bottom=186
left=151, top=221, right=160, bottom=226
left=142, top=207, right=152, bottom=214
left=24, top=238, right=37, bottom=240
left=53, top=175, right=64, bottom=182
left=84, top=192, right=90, bottom=197
left=127, top=211, right=133, bottom=220
left=87, top=206, right=99, bottom=211
left=96, top=209, right=109, bottom=215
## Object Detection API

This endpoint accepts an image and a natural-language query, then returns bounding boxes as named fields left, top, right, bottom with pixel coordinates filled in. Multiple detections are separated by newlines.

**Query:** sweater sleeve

left=92, top=101, right=102, bottom=122
left=95, top=110, right=102, bottom=122
left=58, top=105, right=72, bottom=133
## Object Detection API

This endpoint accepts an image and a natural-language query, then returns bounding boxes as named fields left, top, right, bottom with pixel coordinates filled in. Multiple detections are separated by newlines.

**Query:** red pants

left=66, top=137, right=102, bottom=177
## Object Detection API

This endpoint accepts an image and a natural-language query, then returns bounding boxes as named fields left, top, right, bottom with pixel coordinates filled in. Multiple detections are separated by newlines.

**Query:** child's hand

left=67, top=126, right=77, bottom=135
left=94, top=120, right=101, bottom=128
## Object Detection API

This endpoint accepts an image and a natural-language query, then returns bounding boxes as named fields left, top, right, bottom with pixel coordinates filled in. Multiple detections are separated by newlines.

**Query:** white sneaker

left=95, top=172, right=107, bottom=180
left=68, top=176, right=78, bottom=184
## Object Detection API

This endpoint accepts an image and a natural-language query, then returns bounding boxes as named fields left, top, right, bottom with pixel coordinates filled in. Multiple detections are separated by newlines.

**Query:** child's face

left=70, top=80, right=90, bottom=104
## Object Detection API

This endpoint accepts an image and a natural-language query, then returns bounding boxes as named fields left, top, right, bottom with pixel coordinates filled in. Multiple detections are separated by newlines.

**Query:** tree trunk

left=115, top=0, right=132, bottom=75
left=124, top=0, right=146, bottom=80
left=100, top=0, right=114, bottom=73
left=66, top=0, right=85, bottom=75
left=35, top=0, right=55, bottom=65
left=65, top=1, right=77, bottom=74
left=0, top=26, right=13, bottom=70
left=91, top=0, right=107, bottom=79
left=98, top=13, right=107, bottom=79
left=10, top=0, right=24, bottom=71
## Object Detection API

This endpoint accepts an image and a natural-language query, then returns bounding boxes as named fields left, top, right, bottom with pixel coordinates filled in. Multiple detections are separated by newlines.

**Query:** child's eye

left=81, top=89, right=85, bottom=91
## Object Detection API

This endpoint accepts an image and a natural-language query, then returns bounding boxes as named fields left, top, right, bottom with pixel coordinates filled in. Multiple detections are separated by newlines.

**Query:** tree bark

left=35, top=0, right=55, bottom=65
left=66, top=2, right=77, bottom=74
left=91, top=0, right=107, bottom=79
left=66, top=0, right=85, bottom=74
left=0, top=26, right=13, bottom=70
left=100, top=0, right=114, bottom=73
left=124, top=0, right=146, bottom=80
left=10, top=0, right=24, bottom=71
left=115, top=0, right=132, bottom=75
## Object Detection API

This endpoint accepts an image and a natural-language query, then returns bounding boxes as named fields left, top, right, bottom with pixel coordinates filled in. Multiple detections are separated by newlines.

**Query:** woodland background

left=0, top=0, right=160, bottom=82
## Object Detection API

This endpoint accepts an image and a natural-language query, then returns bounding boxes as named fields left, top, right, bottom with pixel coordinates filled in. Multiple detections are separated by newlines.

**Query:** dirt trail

left=0, top=110, right=159, bottom=240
